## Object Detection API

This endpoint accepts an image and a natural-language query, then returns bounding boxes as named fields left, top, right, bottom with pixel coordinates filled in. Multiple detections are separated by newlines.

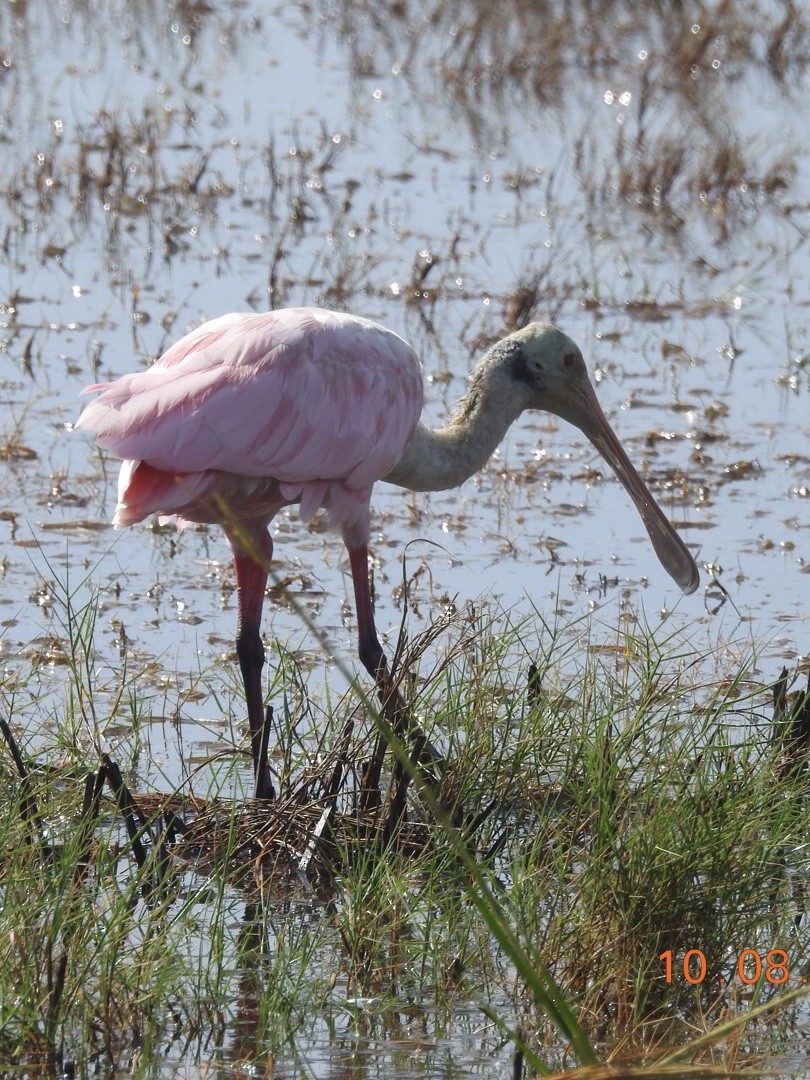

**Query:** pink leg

left=230, top=525, right=275, bottom=800
left=347, top=543, right=444, bottom=827
left=348, top=544, right=387, bottom=679
left=349, top=543, right=416, bottom=814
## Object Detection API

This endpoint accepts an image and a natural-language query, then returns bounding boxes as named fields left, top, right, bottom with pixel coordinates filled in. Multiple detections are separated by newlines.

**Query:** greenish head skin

left=473, top=322, right=599, bottom=430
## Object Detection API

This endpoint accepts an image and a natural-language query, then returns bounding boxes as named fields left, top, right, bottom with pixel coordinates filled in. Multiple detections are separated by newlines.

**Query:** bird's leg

left=348, top=544, right=404, bottom=702
left=230, top=525, right=275, bottom=800
left=348, top=545, right=438, bottom=818
left=348, top=544, right=405, bottom=810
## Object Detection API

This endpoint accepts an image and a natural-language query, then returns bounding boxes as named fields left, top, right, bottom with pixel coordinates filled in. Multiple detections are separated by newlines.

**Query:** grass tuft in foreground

left=0, top=596, right=808, bottom=1076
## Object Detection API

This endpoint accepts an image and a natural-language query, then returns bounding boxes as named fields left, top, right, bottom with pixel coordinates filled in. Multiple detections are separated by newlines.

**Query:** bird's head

left=496, top=321, right=700, bottom=595
left=501, top=322, right=599, bottom=427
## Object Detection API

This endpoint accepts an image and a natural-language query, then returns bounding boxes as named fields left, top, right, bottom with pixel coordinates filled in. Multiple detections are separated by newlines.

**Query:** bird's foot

left=357, top=663, right=444, bottom=823
left=253, top=704, right=276, bottom=801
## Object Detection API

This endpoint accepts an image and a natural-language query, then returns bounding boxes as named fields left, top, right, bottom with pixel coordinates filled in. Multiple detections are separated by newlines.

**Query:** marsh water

left=1, top=0, right=809, bottom=1074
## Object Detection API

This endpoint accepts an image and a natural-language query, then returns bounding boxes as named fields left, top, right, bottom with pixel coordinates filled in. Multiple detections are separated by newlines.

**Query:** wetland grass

left=1, top=582, right=808, bottom=1076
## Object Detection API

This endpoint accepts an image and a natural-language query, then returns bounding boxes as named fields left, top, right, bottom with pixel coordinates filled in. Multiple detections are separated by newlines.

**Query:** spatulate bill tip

left=676, top=561, right=700, bottom=595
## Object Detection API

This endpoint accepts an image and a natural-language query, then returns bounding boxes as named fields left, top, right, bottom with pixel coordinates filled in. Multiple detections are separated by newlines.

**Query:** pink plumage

left=77, top=308, right=423, bottom=541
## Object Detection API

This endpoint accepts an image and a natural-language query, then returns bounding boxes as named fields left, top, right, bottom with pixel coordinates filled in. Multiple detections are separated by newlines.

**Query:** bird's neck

left=384, top=358, right=525, bottom=492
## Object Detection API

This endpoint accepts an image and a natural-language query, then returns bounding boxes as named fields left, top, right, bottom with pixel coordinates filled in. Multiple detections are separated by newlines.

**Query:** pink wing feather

left=76, top=309, right=424, bottom=534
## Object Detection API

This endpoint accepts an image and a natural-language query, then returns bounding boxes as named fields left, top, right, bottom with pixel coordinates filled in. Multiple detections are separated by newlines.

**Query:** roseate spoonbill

left=76, top=308, right=699, bottom=798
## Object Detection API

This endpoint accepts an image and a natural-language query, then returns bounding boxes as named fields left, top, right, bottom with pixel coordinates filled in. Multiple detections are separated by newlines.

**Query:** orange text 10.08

left=659, top=949, right=794, bottom=986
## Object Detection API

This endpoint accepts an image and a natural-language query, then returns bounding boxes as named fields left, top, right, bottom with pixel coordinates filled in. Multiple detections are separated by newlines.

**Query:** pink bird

left=76, top=308, right=699, bottom=799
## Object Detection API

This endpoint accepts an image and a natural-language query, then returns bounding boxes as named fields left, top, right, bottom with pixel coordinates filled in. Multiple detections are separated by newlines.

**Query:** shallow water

left=3, top=2, right=805, bottom=698
left=1, top=0, right=809, bottom=1073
